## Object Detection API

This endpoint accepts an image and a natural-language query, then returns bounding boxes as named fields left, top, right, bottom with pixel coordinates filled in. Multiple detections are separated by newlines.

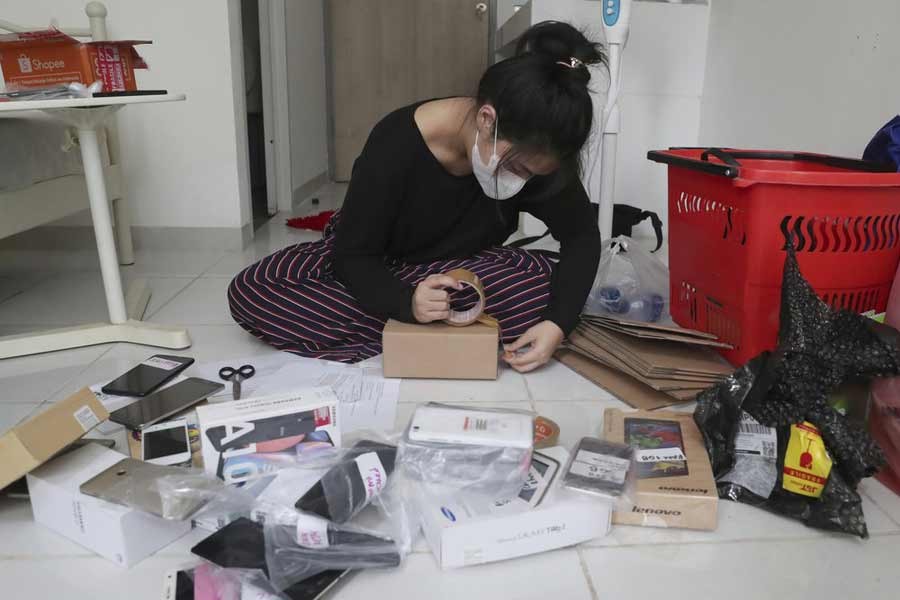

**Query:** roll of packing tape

left=443, top=268, right=491, bottom=327
left=533, top=416, right=560, bottom=449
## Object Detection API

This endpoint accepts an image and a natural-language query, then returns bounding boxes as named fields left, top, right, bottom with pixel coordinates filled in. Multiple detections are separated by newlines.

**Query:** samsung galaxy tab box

left=195, top=387, right=340, bottom=485
left=0, top=388, right=108, bottom=490
left=602, top=409, right=718, bottom=531
left=416, top=446, right=612, bottom=568
left=26, top=443, right=190, bottom=567
left=382, top=320, right=498, bottom=380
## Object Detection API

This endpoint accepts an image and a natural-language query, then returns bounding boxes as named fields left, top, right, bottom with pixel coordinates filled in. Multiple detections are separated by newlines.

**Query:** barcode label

left=141, top=356, right=182, bottom=371
left=464, top=417, right=489, bottom=431
left=734, top=412, right=777, bottom=457
left=739, top=423, right=772, bottom=435
left=73, top=405, right=100, bottom=432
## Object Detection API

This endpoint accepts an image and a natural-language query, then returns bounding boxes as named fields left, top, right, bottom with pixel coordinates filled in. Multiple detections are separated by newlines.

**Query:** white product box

left=416, top=446, right=612, bottom=569
left=26, top=443, right=191, bottom=568
left=195, top=387, right=340, bottom=485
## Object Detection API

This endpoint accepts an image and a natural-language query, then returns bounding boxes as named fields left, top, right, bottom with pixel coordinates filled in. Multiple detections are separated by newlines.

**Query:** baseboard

left=0, top=224, right=253, bottom=252
left=291, top=171, right=329, bottom=212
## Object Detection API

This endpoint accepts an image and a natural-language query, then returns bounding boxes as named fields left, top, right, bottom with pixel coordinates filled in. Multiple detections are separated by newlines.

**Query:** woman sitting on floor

left=228, top=21, right=605, bottom=372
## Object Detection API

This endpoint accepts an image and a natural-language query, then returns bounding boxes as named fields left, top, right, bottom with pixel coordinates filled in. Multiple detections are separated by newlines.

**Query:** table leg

left=78, top=125, right=128, bottom=324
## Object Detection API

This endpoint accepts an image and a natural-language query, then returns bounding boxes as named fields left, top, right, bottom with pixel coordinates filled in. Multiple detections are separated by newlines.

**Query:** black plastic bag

left=694, top=245, right=899, bottom=537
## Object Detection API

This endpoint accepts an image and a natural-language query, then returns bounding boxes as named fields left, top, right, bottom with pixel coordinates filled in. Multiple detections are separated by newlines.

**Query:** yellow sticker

left=782, top=422, right=832, bottom=498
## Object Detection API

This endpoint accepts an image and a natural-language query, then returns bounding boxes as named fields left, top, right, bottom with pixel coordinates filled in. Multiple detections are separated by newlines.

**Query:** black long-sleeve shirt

left=332, top=102, right=601, bottom=335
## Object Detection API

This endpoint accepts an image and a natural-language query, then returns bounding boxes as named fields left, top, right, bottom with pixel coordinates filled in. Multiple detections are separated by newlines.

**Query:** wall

left=699, top=0, right=900, bottom=158
left=284, top=0, right=329, bottom=204
left=3, top=0, right=251, bottom=245
left=519, top=0, right=710, bottom=238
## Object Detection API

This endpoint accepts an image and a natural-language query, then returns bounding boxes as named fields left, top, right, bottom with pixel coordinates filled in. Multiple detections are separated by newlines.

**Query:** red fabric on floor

left=286, top=210, right=335, bottom=231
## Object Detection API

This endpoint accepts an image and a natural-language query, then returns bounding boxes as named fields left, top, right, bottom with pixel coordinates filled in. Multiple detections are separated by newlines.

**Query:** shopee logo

left=18, top=54, right=32, bottom=73
left=18, top=54, right=66, bottom=72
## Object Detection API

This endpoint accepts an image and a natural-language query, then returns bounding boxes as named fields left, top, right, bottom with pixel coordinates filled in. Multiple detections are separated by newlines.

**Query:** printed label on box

left=734, top=412, right=777, bottom=458
left=141, top=357, right=183, bottom=371
left=355, top=452, right=387, bottom=501
left=570, top=450, right=630, bottom=484
left=73, top=405, right=100, bottom=432
left=719, top=411, right=778, bottom=499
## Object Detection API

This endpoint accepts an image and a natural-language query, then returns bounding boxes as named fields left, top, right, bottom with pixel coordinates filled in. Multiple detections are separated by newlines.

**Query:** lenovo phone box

left=0, top=388, right=108, bottom=490
left=0, top=29, right=148, bottom=92
left=195, top=387, right=341, bottom=485
left=416, top=446, right=612, bottom=569
left=602, top=409, right=718, bottom=530
left=383, top=320, right=498, bottom=380
left=26, top=443, right=190, bottom=567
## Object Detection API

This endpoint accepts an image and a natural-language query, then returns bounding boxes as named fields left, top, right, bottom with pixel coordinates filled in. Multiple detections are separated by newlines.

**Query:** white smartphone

left=142, top=418, right=192, bottom=466
left=408, top=406, right=533, bottom=449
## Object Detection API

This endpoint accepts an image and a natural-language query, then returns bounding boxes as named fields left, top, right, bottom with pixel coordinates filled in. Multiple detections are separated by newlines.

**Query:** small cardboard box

left=0, top=28, right=148, bottom=92
left=602, top=408, right=718, bottom=530
left=195, top=387, right=341, bottom=485
left=0, top=388, right=109, bottom=490
left=26, top=443, right=191, bottom=567
left=416, top=446, right=612, bottom=568
left=383, top=320, right=498, bottom=380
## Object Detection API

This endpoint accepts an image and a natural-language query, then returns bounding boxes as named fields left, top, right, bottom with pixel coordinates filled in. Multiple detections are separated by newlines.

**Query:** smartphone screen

left=102, top=355, right=194, bottom=397
left=144, top=426, right=189, bottom=461
left=109, top=377, right=223, bottom=429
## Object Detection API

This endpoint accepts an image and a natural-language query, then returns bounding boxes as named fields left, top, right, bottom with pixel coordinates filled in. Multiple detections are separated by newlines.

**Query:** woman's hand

left=502, top=320, right=564, bottom=373
left=412, top=274, right=463, bottom=323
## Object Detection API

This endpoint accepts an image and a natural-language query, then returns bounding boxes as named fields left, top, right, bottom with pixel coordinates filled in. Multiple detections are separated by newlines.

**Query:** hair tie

left=556, top=57, right=584, bottom=69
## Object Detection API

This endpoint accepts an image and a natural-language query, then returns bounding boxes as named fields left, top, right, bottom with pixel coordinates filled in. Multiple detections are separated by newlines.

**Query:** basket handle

left=700, top=148, right=741, bottom=167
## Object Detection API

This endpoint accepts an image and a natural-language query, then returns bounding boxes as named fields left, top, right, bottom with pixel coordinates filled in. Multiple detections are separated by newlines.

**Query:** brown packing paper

left=556, top=349, right=693, bottom=410
left=383, top=319, right=499, bottom=380
left=0, top=388, right=109, bottom=490
left=603, top=408, right=718, bottom=531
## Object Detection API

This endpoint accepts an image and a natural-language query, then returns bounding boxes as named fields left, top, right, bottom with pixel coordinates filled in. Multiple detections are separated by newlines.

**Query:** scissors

left=218, top=364, right=256, bottom=400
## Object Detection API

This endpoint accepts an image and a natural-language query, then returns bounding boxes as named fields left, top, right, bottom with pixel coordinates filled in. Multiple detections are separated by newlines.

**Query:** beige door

left=327, top=0, right=490, bottom=181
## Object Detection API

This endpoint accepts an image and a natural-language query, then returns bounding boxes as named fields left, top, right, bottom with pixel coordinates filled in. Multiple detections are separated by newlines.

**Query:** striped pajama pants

left=227, top=214, right=554, bottom=363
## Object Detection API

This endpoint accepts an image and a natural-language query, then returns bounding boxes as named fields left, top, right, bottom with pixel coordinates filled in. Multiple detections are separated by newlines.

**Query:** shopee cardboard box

left=0, top=28, right=148, bottom=92
left=383, top=320, right=498, bottom=380
left=602, top=408, right=718, bottom=531
left=0, top=387, right=109, bottom=490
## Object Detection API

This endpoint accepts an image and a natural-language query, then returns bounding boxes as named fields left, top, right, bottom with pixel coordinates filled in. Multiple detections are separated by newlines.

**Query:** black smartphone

left=102, top=355, right=195, bottom=397
left=190, top=518, right=352, bottom=600
left=108, top=377, right=223, bottom=429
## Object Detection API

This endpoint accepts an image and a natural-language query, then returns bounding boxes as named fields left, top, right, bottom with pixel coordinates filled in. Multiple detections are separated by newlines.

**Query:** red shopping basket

left=648, top=148, right=900, bottom=366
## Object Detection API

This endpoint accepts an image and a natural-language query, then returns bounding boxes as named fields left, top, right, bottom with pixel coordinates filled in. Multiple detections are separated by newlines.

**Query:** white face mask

left=471, top=118, right=528, bottom=200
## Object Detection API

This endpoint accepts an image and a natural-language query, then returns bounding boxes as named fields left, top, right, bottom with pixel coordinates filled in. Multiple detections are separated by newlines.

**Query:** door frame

left=258, top=0, right=292, bottom=214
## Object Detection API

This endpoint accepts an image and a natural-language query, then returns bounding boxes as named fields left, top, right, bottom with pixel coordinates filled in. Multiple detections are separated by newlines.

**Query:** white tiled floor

left=1, top=185, right=899, bottom=599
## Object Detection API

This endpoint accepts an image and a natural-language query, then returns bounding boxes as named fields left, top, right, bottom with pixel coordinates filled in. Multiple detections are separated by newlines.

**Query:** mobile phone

left=102, top=355, right=195, bottom=397
left=563, top=437, right=633, bottom=498
left=143, top=419, right=192, bottom=466
left=408, top=405, right=533, bottom=449
left=161, top=569, right=194, bottom=600
left=109, top=377, right=224, bottom=430
left=487, top=449, right=560, bottom=515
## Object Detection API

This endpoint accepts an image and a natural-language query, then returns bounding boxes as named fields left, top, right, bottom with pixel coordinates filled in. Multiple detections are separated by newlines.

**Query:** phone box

left=383, top=320, right=498, bottom=380
left=0, top=29, right=149, bottom=92
left=0, top=388, right=109, bottom=490
left=416, top=446, right=612, bottom=569
left=195, top=387, right=340, bottom=485
left=602, top=409, right=718, bottom=531
left=26, top=443, right=190, bottom=567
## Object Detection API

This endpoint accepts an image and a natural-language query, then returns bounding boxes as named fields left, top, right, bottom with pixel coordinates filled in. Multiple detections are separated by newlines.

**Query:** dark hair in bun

left=476, top=21, right=606, bottom=174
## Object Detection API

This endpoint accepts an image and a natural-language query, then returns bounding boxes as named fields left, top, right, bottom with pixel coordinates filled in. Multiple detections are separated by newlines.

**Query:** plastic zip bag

left=397, top=403, right=534, bottom=499
left=584, top=236, right=669, bottom=322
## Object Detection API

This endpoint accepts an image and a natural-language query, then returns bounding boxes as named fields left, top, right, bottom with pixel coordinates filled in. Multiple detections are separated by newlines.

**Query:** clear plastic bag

left=192, top=564, right=286, bottom=600
left=261, top=502, right=404, bottom=592
left=561, top=437, right=636, bottom=506
left=584, top=236, right=670, bottom=322
left=397, top=403, right=534, bottom=499
left=155, top=470, right=259, bottom=522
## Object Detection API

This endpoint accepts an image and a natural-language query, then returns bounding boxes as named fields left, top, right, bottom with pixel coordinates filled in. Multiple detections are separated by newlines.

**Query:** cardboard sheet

left=555, top=350, right=694, bottom=410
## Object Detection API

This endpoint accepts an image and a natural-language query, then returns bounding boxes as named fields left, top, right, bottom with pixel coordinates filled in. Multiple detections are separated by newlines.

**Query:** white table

left=0, top=94, right=191, bottom=358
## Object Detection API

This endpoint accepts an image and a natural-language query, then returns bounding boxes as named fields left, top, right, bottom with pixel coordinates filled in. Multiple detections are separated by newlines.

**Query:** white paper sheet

left=188, top=352, right=296, bottom=400
left=254, top=362, right=400, bottom=433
